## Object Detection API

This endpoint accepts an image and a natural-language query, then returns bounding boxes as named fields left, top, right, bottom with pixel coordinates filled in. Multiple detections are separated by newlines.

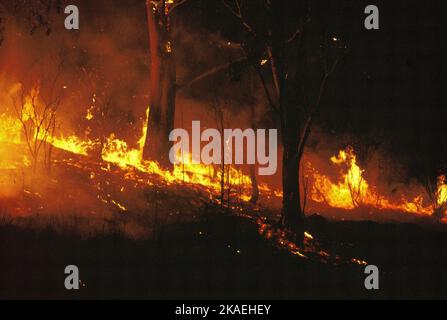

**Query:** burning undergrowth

left=0, top=82, right=446, bottom=232
left=0, top=0, right=445, bottom=231
left=0, top=80, right=445, bottom=272
left=0, top=3, right=445, bottom=263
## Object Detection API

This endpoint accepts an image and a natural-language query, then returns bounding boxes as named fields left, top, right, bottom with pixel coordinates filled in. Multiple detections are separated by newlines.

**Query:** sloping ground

left=1, top=147, right=447, bottom=299
left=0, top=212, right=360, bottom=300
left=1, top=210, right=447, bottom=299
left=0, top=147, right=234, bottom=238
left=309, top=217, right=447, bottom=299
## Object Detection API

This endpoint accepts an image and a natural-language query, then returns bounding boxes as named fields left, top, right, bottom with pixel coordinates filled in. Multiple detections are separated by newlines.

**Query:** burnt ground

left=0, top=209, right=447, bottom=300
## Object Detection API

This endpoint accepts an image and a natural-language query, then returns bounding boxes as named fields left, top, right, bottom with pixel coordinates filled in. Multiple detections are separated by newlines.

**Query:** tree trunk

left=248, top=70, right=259, bottom=204
left=281, top=98, right=305, bottom=243
left=143, top=0, right=176, bottom=170
left=281, top=141, right=305, bottom=243
left=268, top=44, right=305, bottom=243
left=249, top=164, right=259, bottom=204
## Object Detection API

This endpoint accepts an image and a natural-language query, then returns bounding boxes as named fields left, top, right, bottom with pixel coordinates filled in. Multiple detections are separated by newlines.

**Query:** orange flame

left=100, top=107, right=268, bottom=200
left=309, top=147, right=445, bottom=217
left=1, top=86, right=445, bottom=220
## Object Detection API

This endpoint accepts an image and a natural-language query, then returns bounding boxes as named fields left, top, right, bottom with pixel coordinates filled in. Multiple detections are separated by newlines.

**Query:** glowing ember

left=86, top=107, right=94, bottom=121
left=304, top=231, right=314, bottom=240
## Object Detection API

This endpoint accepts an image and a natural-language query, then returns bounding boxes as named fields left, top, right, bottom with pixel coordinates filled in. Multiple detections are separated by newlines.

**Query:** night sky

left=182, top=0, right=447, bottom=179
left=317, top=0, right=447, bottom=177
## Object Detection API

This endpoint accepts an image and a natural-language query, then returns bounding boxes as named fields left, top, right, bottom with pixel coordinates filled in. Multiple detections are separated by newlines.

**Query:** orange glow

left=435, top=175, right=447, bottom=213
left=0, top=113, right=22, bottom=145
left=1, top=86, right=445, bottom=222
left=100, top=107, right=269, bottom=200
left=49, top=135, right=98, bottom=156
left=310, top=147, right=371, bottom=209
left=309, top=146, right=444, bottom=216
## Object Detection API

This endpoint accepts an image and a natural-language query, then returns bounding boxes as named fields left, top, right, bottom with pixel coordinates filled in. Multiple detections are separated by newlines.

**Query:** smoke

left=0, top=0, right=150, bottom=141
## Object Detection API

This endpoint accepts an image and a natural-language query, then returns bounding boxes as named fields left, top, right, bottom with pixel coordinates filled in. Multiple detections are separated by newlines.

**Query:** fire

left=1, top=85, right=445, bottom=221
left=86, top=107, right=94, bottom=121
left=0, top=112, right=95, bottom=159
left=435, top=175, right=447, bottom=213
left=0, top=113, right=22, bottom=145
left=0, top=86, right=100, bottom=169
left=102, top=134, right=146, bottom=170
left=0, top=113, right=30, bottom=169
left=49, top=135, right=98, bottom=156
left=309, top=146, right=445, bottom=217
left=310, top=147, right=371, bottom=209
left=99, top=108, right=267, bottom=200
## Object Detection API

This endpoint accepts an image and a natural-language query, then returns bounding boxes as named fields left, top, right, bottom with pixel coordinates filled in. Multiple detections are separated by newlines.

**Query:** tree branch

left=222, top=0, right=258, bottom=39
left=253, top=64, right=278, bottom=113
left=296, top=51, right=344, bottom=161
left=287, top=27, right=301, bottom=43
left=167, top=0, right=189, bottom=15
left=177, top=56, right=248, bottom=90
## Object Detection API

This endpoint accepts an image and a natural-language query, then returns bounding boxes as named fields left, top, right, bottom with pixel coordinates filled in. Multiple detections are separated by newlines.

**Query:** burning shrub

left=310, top=147, right=370, bottom=210
left=10, top=84, right=58, bottom=172
left=425, top=174, right=447, bottom=220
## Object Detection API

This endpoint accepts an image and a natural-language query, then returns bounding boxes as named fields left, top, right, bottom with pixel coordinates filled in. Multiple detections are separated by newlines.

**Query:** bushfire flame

left=309, top=147, right=446, bottom=217
left=0, top=87, right=446, bottom=220
left=100, top=107, right=269, bottom=200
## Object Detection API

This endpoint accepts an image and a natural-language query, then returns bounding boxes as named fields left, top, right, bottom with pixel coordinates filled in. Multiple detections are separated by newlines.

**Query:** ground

left=0, top=149, right=446, bottom=299
left=1, top=208, right=446, bottom=299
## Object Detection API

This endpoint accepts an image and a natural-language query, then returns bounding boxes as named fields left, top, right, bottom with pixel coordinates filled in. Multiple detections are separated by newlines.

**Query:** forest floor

left=1, top=148, right=447, bottom=299
left=1, top=208, right=447, bottom=299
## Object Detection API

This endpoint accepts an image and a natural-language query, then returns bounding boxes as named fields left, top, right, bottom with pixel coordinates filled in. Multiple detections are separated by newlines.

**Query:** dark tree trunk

left=222, top=0, right=339, bottom=244
left=249, top=164, right=259, bottom=204
left=269, top=41, right=305, bottom=243
left=280, top=91, right=305, bottom=243
left=281, top=141, right=305, bottom=242
left=248, top=70, right=259, bottom=204
left=143, top=0, right=176, bottom=170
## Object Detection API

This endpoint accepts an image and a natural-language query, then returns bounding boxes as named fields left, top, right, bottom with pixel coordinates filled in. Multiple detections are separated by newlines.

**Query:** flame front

left=100, top=107, right=268, bottom=200
left=309, top=147, right=446, bottom=217
left=1, top=86, right=446, bottom=221
left=310, top=147, right=371, bottom=209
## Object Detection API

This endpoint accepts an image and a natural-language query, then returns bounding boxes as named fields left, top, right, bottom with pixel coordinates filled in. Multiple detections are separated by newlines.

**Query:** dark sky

left=320, top=0, right=447, bottom=177
left=179, top=0, right=447, bottom=178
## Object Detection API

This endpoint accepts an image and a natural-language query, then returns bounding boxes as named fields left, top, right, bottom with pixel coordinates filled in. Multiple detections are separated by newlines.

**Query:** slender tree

left=143, top=0, right=250, bottom=169
left=223, top=0, right=344, bottom=242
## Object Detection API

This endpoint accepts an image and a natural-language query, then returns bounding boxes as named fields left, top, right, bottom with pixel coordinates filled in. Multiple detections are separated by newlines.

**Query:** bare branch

left=253, top=64, right=278, bottom=113
left=296, top=50, right=345, bottom=162
left=222, top=0, right=258, bottom=39
left=177, top=56, right=248, bottom=90
left=167, top=0, right=189, bottom=15
left=287, top=28, right=301, bottom=43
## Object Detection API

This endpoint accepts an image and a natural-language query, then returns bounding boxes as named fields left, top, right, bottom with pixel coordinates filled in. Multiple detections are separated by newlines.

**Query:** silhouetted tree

left=223, top=0, right=345, bottom=242
left=143, top=0, right=251, bottom=169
